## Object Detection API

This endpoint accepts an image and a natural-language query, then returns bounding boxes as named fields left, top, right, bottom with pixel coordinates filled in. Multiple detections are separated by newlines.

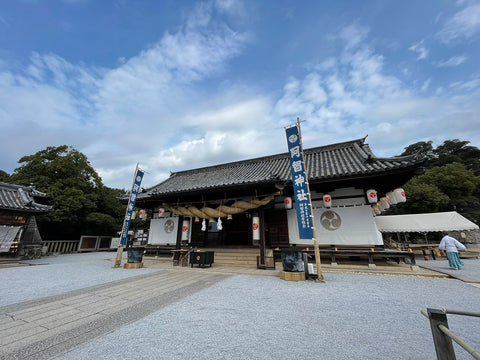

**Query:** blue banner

left=285, top=125, right=314, bottom=240
left=120, top=169, right=144, bottom=246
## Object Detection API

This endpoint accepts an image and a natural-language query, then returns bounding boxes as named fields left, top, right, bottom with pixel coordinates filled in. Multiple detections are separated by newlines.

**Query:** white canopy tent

left=374, top=211, right=479, bottom=233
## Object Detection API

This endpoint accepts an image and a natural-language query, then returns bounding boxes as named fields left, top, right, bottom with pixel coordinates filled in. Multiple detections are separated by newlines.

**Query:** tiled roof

left=0, top=182, right=53, bottom=213
left=144, top=138, right=421, bottom=197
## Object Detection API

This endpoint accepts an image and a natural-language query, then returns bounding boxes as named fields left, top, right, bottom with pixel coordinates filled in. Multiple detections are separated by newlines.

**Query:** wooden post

left=303, top=252, right=309, bottom=277
left=427, top=308, right=456, bottom=360
left=314, top=240, right=324, bottom=281
left=259, top=208, right=266, bottom=266
left=114, top=246, right=124, bottom=268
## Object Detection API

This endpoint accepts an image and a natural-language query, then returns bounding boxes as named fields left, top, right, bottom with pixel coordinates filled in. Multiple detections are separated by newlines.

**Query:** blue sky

left=1, top=0, right=480, bottom=189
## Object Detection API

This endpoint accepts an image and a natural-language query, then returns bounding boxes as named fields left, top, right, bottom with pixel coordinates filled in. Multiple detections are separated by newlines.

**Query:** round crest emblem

left=288, top=134, right=298, bottom=143
left=320, top=210, right=342, bottom=231
left=164, top=219, right=175, bottom=233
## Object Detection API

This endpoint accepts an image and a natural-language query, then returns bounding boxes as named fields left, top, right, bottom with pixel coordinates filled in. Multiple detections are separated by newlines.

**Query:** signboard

left=285, top=124, right=314, bottom=240
left=120, top=168, right=144, bottom=246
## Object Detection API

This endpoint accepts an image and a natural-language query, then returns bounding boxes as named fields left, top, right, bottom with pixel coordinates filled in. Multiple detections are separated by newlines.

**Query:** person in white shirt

left=439, top=233, right=466, bottom=270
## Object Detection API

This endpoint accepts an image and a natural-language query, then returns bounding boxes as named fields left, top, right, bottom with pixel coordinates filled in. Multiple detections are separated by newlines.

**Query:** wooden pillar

left=259, top=208, right=266, bottom=265
left=175, top=216, right=184, bottom=250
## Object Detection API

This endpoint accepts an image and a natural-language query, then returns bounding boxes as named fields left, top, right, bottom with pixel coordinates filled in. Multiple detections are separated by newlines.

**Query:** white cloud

left=435, top=55, right=468, bottom=67
left=436, top=3, right=480, bottom=43
left=0, top=0, right=252, bottom=188
left=2, top=4, right=480, bottom=191
left=337, top=22, right=369, bottom=50
left=272, top=22, right=480, bottom=158
left=409, top=40, right=428, bottom=60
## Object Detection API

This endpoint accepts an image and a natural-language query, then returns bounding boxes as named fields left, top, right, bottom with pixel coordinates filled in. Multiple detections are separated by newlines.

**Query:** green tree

left=420, top=162, right=479, bottom=199
left=401, top=140, right=435, bottom=163
left=402, top=179, right=450, bottom=213
left=397, top=162, right=480, bottom=224
left=432, top=139, right=480, bottom=174
left=9, top=145, right=125, bottom=239
left=0, top=170, right=9, bottom=182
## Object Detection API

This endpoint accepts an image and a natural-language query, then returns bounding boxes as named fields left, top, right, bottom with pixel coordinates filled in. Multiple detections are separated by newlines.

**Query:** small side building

left=0, top=182, right=53, bottom=259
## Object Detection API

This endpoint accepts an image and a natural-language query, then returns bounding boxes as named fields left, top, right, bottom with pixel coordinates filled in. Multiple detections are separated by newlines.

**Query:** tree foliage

left=401, top=141, right=435, bottom=162
left=9, top=146, right=126, bottom=239
left=403, top=179, right=450, bottom=214
left=398, top=139, right=480, bottom=225
left=0, top=170, right=9, bottom=182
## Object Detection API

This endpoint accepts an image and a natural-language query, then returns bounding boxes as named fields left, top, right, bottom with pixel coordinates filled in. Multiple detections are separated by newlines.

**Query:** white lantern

left=366, top=189, right=377, bottom=203
left=386, top=192, right=397, bottom=205
left=380, top=197, right=390, bottom=210
left=378, top=201, right=385, bottom=212
left=373, top=205, right=381, bottom=215
left=181, top=219, right=190, bottom=241
left=393, top=188, right=406, bottom=203
left=284, top=197, right=292, bottom=209
left=323, top=194, right=332, bottom=208
left=158, top=208, right=165, bottom=217
left=252, top=216, right=260, bottom=241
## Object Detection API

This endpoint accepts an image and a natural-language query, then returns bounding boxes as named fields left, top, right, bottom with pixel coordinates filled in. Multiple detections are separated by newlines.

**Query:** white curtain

left=287, top=205, right=383, bottom=246
left=148, top=218, right=180, bottom=245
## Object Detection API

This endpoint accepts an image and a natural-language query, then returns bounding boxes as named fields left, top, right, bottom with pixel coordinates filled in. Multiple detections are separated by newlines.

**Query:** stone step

left=216, top=259, right=258, bottom=265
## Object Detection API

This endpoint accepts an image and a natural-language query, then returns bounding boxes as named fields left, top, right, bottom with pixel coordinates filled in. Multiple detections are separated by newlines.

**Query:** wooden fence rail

left=42, top=240, right=80, bottom=255
left=422, top=308, right=480, bottom=360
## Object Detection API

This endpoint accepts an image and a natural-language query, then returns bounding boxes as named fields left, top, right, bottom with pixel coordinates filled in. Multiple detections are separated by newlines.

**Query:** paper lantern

left=386, top=192, right=397, bottom=205
left=181, top=219, right=190, bottom=241
left=393, top=188, right=406, bottom=203
left=252, top=216, right=260, bottom=240
left=377, top=201, right=385, bottom=212
left=372, top=205, right=381, bottom=215
left=284, top=197, right=292, bottom=209
left=366, top=189, right=377, bottom=203
left=158, top=208, right=165, bottom=216
left=380, top=197, right=390, bottom=210
left=323, top=194, right=332, bottom=208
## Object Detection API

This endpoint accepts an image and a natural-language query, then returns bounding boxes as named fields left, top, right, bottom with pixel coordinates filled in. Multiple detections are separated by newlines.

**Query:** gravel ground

left=2, top=253, right=479, bottom=360
left=0, top=252, right=160, bottom=307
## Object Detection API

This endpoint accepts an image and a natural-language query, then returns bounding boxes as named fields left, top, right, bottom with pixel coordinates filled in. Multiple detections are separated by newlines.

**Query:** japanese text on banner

left=285, top=125, right=314, bottom=240
left=120, top=169, right=144, bottom=246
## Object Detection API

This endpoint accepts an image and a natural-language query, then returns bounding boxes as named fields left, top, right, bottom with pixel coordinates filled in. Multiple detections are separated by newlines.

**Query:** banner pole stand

left=113, top=163, right=144, bottom=268
left=114, top=245, right=124, bottom=268
left=314, top=240, right=324, bottom=282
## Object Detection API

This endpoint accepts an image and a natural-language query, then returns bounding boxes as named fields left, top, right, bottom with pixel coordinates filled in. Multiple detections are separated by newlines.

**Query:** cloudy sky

left=1, top=0, right=480, bottom=189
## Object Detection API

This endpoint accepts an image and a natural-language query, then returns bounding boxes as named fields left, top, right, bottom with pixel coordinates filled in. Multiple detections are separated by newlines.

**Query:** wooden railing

left=422, top=308, right=480, bottom=359
left=42, top=240, right=80, bottom=255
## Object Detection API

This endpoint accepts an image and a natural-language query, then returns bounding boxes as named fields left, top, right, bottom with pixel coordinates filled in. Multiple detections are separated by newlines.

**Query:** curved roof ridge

left=169, top=137, right=368, bottom=176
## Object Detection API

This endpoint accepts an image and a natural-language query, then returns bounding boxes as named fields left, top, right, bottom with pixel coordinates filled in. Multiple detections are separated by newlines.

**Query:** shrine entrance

left=190, top=213, right=253, bottom=247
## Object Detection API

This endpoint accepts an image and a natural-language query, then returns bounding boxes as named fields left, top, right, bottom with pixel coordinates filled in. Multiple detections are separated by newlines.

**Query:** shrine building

left=133, top=137, right=423, bottom=258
